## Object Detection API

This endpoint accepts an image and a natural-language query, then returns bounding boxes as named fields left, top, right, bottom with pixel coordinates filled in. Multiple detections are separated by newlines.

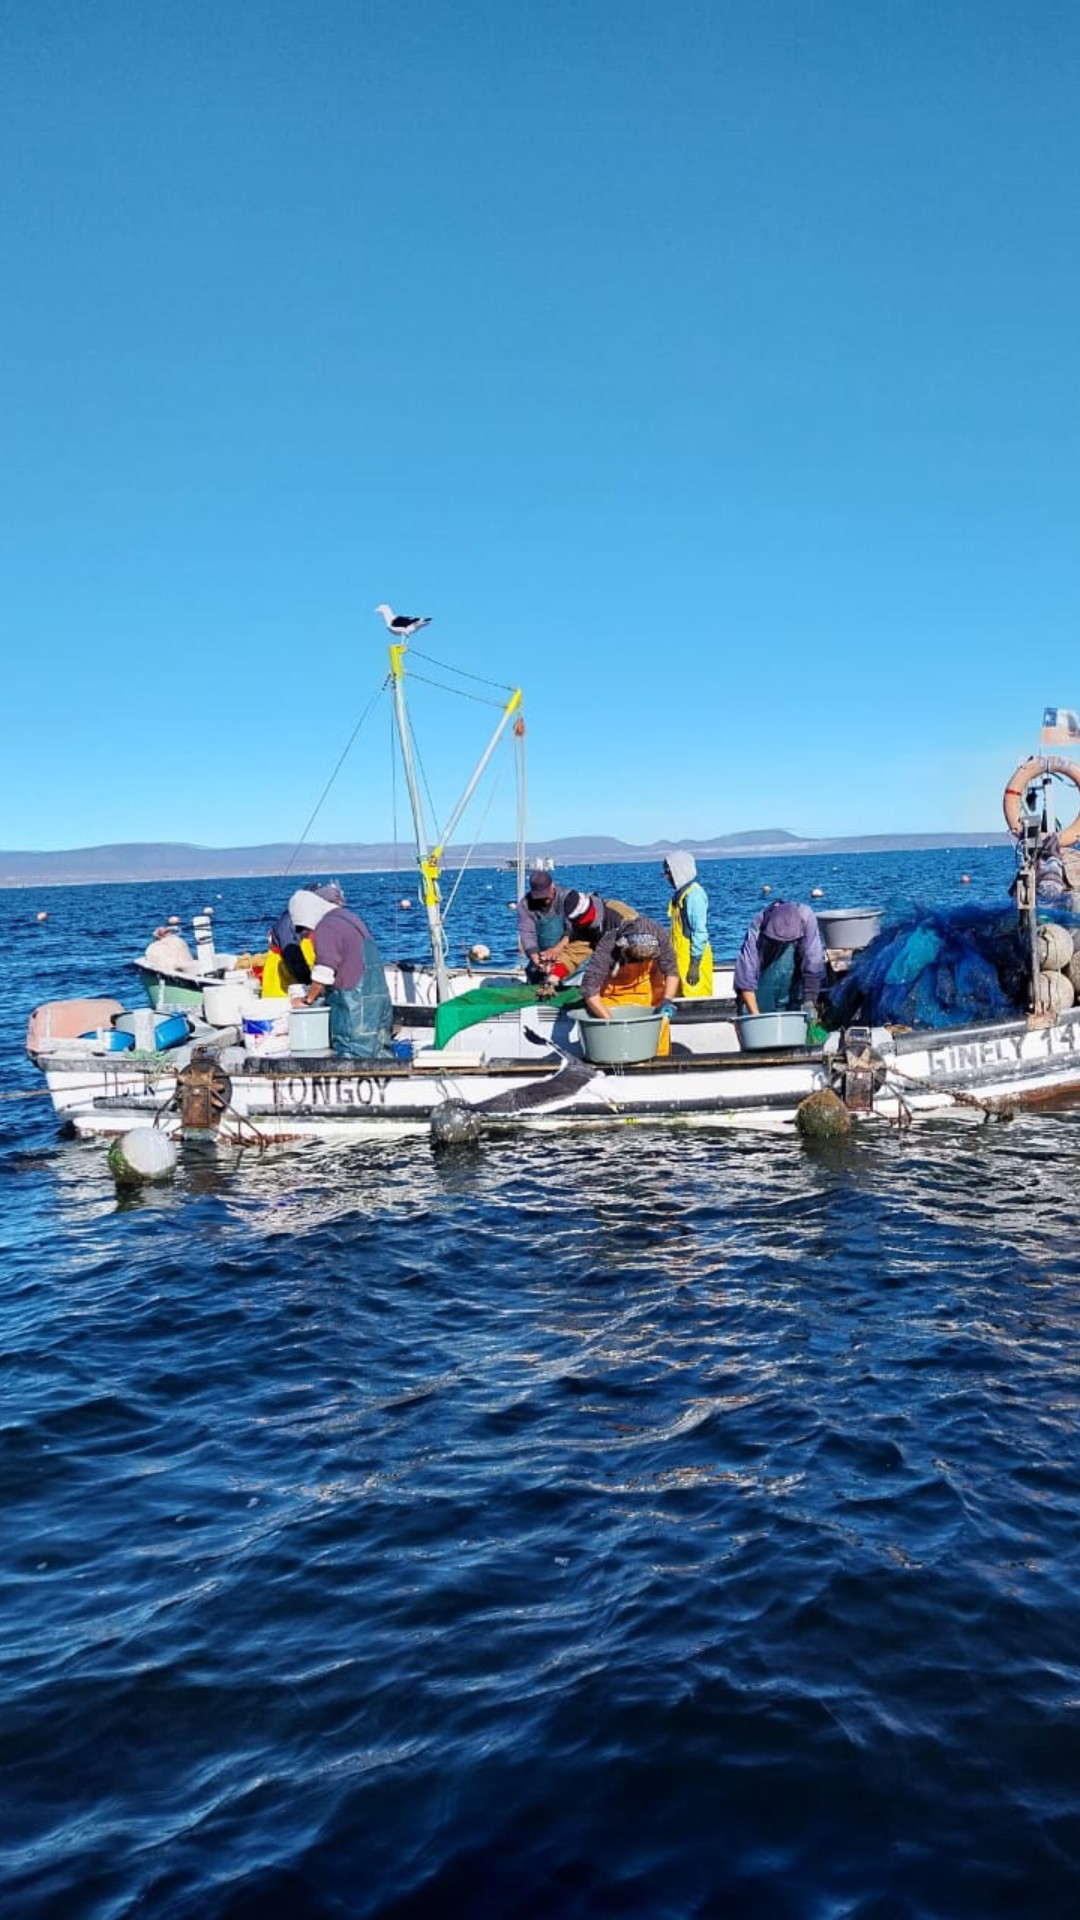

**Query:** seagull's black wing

left=391, top=615, right=419, bottom=629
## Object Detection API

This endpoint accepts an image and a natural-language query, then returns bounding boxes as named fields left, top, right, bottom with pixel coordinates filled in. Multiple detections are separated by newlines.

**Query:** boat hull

left=31, top=1004, right=1080, bottom=1147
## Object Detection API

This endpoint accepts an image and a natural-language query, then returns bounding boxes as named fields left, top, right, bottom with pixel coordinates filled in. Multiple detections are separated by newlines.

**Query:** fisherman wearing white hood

left=662, top=853, right=713, bottom=998
left=289, top=890, right=393, bottom=1060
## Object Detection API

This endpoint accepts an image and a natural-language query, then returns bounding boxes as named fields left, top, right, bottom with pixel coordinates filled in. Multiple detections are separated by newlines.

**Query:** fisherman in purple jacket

left=733, top=900, right=825, bottom=1017
left=289, top=890, right=393, bottom=1059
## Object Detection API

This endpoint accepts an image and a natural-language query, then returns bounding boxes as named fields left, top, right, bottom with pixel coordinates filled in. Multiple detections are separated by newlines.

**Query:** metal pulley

left=831, top=1026, right=887, bottom=1113
left=174, top=1053, right=232, bottom=1133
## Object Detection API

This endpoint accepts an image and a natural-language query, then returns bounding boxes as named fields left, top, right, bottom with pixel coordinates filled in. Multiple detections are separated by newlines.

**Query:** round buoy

left=811, top=887, right=824, bottom=899
left=1036, top=969, right=1076, bottom=1014
left=399, top=899, right=412, bottom=910
left=430, top=1101, right=483, bottom=1150
left=468, top=943, right=491, bottom=963
left=107, top=1128, right=179, bottom=1189
left=1037, top=924, right=1073, bottom=972
left=36, top=911, right=48, bottom=922
left=796, top=1090, right=852, bottom=1140
left=960, top=874, right=970, bottom=885
left=761, top=884, right=772, bottom=895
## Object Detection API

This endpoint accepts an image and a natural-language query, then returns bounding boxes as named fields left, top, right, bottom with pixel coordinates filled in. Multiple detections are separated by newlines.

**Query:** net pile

left=825, top=906, right=1033, bottom=1031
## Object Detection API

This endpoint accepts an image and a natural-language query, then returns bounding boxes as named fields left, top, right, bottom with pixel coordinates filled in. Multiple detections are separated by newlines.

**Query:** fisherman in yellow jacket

left=663, top=852, right=713, bottom=997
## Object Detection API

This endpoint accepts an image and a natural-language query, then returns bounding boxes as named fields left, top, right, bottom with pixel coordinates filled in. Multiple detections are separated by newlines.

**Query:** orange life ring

left=1002, top=755, right=1080, bottom=845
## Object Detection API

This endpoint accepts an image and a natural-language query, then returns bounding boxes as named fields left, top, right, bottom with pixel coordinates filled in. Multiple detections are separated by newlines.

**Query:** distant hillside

left=0, top=829, right=1012, bottom=888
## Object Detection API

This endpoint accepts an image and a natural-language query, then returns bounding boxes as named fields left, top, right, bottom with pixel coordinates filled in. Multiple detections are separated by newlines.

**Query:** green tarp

left=433, top=982, right=582, bottom=1049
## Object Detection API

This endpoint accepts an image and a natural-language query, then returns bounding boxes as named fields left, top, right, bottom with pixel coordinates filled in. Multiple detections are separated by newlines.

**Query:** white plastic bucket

left=242, top=1001, right=291, bottom=1056
left=204, top=977, right=251, bottom=1027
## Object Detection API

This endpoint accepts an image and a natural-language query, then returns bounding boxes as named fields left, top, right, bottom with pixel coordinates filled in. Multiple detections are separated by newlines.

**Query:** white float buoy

left=36, top=911, right=48, bottom=922
left=399, top=898, right=412, bottom=910
left=468, top=943, right=491, bottom=963
left=811, top=887, right=824, bottom=899
left=960, top=874, right=970, bottom=885
left=761, top=884, right=772, bottom=895
left=107, top=1128, right=179, bottom=1189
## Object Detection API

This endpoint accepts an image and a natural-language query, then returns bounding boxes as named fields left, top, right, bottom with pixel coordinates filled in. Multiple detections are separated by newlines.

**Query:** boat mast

left=1013, top=774, right=1045, bottom=1012
left=388, top=640, right=523, bottom=1002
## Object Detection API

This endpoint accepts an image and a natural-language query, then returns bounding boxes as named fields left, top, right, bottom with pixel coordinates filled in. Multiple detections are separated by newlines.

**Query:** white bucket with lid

left=241, top=999, right=291, bottom=1056
left=204, top=972, right=252, bottom=1027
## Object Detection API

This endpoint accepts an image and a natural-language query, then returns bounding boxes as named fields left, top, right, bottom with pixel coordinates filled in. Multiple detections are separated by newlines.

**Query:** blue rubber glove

left=657, top=1001, right=677, bottom=1021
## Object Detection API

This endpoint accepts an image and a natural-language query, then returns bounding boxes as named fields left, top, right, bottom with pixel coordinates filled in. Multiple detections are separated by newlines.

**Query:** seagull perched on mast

left=374, top=603, right=432, bottom=638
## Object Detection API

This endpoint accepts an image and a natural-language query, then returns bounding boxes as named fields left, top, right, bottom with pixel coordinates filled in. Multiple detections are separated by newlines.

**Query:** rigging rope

left=283, top=677, right=386, bottom=879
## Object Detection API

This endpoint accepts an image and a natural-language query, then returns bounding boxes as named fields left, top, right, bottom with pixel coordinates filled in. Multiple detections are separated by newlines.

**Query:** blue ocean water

left=4, top=847, right=1080, bottom=1918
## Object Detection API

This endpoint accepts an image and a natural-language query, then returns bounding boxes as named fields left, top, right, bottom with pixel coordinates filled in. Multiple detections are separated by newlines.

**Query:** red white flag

left=1040, top=706, right=1080, bottom=746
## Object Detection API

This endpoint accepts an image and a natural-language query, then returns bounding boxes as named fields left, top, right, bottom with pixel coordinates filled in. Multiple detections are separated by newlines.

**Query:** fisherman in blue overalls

left=516, top=871, right=571, bottom=986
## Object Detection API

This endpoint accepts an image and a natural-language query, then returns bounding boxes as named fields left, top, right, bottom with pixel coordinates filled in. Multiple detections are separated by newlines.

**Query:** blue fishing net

left=825, top=905, right=1037, bottom=1030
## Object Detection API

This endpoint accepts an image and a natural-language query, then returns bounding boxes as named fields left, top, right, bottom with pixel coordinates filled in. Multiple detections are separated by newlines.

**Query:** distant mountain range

left=0, top=828, right=1012, bottom=888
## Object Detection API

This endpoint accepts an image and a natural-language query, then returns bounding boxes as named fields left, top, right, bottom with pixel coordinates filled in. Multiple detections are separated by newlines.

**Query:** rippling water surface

left=4, top=852, right=1080, bottom=1917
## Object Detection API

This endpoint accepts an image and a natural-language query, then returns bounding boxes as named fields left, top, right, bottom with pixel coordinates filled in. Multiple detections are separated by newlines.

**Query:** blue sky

left=3, top=0, right=1079, bottom=851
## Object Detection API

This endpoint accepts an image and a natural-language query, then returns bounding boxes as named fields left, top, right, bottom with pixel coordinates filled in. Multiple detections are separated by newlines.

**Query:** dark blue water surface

left=4, top=849, right=1080, bottom=1919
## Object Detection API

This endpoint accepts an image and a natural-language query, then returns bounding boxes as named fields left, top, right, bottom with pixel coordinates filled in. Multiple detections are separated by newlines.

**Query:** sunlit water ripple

left=3, top=853, right=1080, bottom=1917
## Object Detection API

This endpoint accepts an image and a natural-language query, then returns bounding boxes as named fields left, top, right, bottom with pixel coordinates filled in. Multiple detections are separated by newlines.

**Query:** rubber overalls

left=668, top=884, right=714, bottom=998
left=328, top=926, right=394, bottom=1060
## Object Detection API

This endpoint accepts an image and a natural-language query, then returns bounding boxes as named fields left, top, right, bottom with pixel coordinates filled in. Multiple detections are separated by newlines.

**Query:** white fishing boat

left=25, top=662, right=1080, bottom=1147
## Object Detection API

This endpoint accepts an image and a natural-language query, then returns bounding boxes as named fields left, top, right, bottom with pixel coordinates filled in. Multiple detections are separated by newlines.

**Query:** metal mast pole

left=388, top=641, right=450, bottom=1002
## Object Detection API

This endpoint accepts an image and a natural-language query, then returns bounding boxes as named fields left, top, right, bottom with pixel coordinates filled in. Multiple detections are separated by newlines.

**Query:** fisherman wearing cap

left=733, top=900, right=825, bottom=1017
left=290, top=889, right=393, bottom=1059
left=556, top=890, right=637, bottom=982
left=516, top=870, right=571, bottom=984
left=580, top=916, right=680, bottom=1051
left=662, top=853, right=713, bottom=998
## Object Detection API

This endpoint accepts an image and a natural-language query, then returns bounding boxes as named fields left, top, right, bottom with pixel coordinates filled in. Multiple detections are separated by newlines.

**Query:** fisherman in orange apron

left=580, top=916, right=680, bottom=1056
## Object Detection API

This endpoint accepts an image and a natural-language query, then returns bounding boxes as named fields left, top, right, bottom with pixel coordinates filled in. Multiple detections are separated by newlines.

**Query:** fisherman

left=662, top=853, right=713, bottom=998
left=142, top=918, right=198, bottom=974
left=581, top=916, right=680, bottom=1046
left=290, top=889, right=393, bottom=1059
left=517, top=870, right=570, bottom=985
left=550, top=889, right=637, bottom=983
left=734, top=899, right=825, bottom=1017
left=262, top=882, right=345, bottom=997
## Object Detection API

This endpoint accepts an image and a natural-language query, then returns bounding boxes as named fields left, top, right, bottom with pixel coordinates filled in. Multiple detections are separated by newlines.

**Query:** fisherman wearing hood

left=662, top=853, right=713, bottom=998
left=290, top=889, right=393, bottom=1059
left=262, top=882, right=345, bottom=997
left=733, top=900, right=825, bottom=1017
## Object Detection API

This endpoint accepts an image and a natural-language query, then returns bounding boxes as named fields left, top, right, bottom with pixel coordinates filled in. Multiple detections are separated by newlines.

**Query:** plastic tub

left=115, top=1010, right=190, bottom=1051
left=737, top=1010, right=809, bottom=1050
left=80, top=1026, right=135, bottom=1053
left=288, top=1004, right=332, bottom=1055
left=815, top=908, right=881, bottom=950
left=577, top=1005, right=663, bottom=1065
